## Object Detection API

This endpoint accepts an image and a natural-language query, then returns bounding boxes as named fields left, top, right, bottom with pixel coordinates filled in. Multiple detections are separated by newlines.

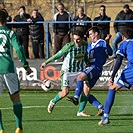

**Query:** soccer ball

left=41, top=79, right=54, bottom=91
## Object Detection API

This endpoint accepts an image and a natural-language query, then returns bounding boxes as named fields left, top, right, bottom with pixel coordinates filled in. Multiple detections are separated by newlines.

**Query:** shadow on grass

left=24, top=117, right=133, bottom=122
left=111, top=113, right=133, bottom=116
left=23, top=118, right=102, bottom=122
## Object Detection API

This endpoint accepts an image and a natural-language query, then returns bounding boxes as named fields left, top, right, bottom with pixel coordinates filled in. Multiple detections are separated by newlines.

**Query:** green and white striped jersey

left=45, top=41, right=88, bottom=72
left=0, top=26, right=29, bottom=74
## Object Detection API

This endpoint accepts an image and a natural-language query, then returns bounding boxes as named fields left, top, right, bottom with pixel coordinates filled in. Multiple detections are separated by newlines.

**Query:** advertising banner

left=15, top=59, right=132, bottom=90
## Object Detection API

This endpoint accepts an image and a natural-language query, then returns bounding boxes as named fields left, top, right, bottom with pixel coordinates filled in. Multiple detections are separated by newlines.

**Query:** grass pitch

left=0, top=90, right=133, bottom=133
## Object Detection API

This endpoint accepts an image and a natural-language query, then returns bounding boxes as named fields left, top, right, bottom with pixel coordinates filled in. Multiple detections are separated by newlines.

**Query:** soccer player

left=67, top=27, right=112, bottom=114
left=0, top=10, right=32, bottom=133
left=98, top=28, right=133, bottom=125
left=40, top=30, right=104, bottom=116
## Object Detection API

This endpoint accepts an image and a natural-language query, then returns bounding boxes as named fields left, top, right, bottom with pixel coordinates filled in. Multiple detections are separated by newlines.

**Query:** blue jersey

left=87, top=39, right=108, bottom=71
left=115, top=39, right=133, bottom=88
left=116, top=39, right=133, bottom=66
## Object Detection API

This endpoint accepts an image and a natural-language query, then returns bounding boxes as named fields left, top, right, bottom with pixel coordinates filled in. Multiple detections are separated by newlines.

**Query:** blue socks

left=88, top=94, right=103, bottom=109
left=104, top=89, right=116, bottom=117
left=74, top=81, right=84, bottom=99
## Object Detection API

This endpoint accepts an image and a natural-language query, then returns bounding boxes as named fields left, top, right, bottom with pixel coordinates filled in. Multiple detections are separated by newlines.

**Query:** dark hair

left=100, top=5, right=106, bottom=9
left=78, top=6, right=84, bottom=12
left=0, top=10, right=7, bottom=24
left=33, top=9, right=38, bottom=12
left=73, top=30, right=84, bottom=38
left=1, top=8, right=8, bottom=18
left=88, top=26, right=100, bottom=35
left=123, top=4, right=129, bottom=9
left=19, top=5, right=25, bottom=11
left=58, top=3, right=64, bottom=8
left=121, top=28, right=133, bottom=39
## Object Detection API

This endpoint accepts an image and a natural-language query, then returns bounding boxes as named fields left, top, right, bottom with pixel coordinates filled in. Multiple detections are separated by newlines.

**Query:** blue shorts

left=115, top=65, right=133, bottom=89
left=82, top=65, right=101, bottom=89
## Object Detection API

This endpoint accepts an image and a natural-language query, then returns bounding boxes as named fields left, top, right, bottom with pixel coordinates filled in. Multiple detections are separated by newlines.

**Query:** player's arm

left=40, top=43, right=74, bottom=69
left=11, top=32, right=32, bottom=75
left=105, top=34, right=113, bottom=56
left=84, top=54, right=89, bottom=66
left=111, top=54, right=123, bottom=81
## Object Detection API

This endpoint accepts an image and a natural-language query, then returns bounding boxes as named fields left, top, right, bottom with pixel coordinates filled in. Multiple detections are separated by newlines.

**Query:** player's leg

left=67, top=72, right=87, bottom=105
left=77, top=83, right=90, bottom=117
left=47, top=90, right=67, bottom=114
left=48, top=71, right=69, bottom=113
left=88, top=94, right=104, bottom=116
left=0, top=110, right=4, bottom=132
left=48, top=71, right=78, bottom=113
left=67, top=72, right=87, bottom=106
left=4, top=73, right=23, bottom=132
left=86, top=80, right=104, bottom=116
left=0, top=75, right=4, bottom=132
left=48, top=86, right=69, bottom=113
left=9, top=92, right=23, bottom=132
left=78, top=80, right=103, bottom=116
left=99, top=68, right=133, bottom=125
left=67, top=66, right=101, bottom=105
left=98, top=83, right=121, bottom=126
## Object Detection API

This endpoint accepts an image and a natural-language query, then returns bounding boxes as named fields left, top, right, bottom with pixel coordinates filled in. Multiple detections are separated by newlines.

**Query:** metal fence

left=7, top=20, right=133, bottom=58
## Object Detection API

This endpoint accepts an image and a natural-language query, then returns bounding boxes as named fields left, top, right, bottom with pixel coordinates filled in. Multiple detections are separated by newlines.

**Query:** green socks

left=52, top=92, right=62, bottom=104
left=78, top=94, right=88, bottom=113
left=0, top=110, right=4, bottom=130
left=13, top=102, right=23, bottom=130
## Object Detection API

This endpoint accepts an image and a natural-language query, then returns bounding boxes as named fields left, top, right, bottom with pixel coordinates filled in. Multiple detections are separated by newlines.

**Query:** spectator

left=13, top=5, right=30, bottom=58
left=93, top=5, right=111, bottom=40
left=2, top=8, right=12, bottom=29
left=112, top=4, right=133, bottom=58
left=27, top=9, right=45, bottom=59
left=53, top=3, right=72, bottom=54
left=73, top=6, right=92, bottom=41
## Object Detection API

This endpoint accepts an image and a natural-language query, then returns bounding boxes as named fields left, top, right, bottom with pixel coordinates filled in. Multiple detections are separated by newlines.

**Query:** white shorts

left=61, top=71, right=81, bottom=89
left=0, top=73, right=20, bottom=95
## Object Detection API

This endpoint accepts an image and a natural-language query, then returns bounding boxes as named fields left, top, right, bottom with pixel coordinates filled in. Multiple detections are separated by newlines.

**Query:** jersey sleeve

left=102, top=40, right=110, bottom=57
left=11, top=32, right=29, bottom=69
left=98, top=40, right=109, bottom=56
left=45, top=42, right=74, bottom=64
left=116, top=41, right=126, bottom=57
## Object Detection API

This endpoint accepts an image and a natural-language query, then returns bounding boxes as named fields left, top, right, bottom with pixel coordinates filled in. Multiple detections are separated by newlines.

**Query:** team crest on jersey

left=75, top=53, right=84, bottom=60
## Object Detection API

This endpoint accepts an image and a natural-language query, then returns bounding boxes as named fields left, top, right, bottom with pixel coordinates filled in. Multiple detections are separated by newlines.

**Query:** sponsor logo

left=75, top=53, right=84, bottom=61
left=16, top=67, right=37, bottom=81
left=40, top=65, right=60, bottom=81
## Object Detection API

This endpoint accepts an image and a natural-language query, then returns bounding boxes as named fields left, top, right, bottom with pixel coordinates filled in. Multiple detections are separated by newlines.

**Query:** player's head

left=73, top=30, right=84, bottom=47
left=88, top=26, right=100, bottom=42
left=121, top=28, right=133, bottom=39
left=0, top=10, right=7, bottom=25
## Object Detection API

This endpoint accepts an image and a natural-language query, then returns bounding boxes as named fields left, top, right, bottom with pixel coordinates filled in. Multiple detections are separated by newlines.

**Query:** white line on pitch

left=0, top=105, right=133, bottom=110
